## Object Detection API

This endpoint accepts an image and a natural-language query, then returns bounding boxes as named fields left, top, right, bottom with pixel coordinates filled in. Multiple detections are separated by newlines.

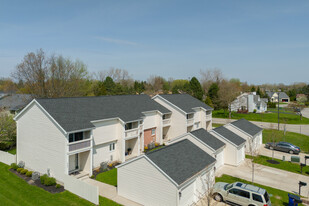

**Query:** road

left=212, top=118, right=309, bottom=136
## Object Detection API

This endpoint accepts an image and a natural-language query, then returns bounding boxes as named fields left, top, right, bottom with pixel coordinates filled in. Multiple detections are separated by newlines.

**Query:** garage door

left=215, top=151, right=224, bottom=169
left=180, top=182, right=195, bottom=206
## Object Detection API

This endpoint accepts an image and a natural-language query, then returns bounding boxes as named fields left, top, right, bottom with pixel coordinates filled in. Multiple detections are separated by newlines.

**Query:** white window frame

left=109, top=143, right=115, bottom=151
left=151, top=128, right=156, bottom=136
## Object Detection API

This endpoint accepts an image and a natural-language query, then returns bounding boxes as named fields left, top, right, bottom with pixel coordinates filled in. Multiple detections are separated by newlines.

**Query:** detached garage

left=210, top=126, right=246, bottom=166
left=168, top=128, right=226, bottom=170
left=228, top=118, right=263, bottom=153
left=117, top=139, right=216, bottom=206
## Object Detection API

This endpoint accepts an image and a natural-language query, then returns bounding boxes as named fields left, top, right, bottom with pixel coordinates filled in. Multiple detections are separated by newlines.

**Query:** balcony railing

left=69, top=139, right=91, bottom=152
left=187, top=118, right=194, bottom=125
left=163, top=118, right=171, bottom=126
left=125, top=128, right=139, bottom=138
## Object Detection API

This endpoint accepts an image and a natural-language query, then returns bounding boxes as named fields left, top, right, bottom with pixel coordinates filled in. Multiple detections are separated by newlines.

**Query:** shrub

left=108, top=163, right=113, bottom=168
left=26, top=171, right=33, bottom=177
left=21, top=169, right=28, bottom=175
left=90, top=175, right=95, bottom=179
left=0, top=141, right=15, bottom=151
left=144, top=146, right=148, bottom=150
left=11, top=163, right=18, bottom=170
left=56, top=184, right=61, bottom=189
left=40, top=174, right=56, bottom=186
left=17, top=168, right=23, bottom=173
left=155, top=142, right=160, bottom=147
left=253, top=109, right=257, bottom=113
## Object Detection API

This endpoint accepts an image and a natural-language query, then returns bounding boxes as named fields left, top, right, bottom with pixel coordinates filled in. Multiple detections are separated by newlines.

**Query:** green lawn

left=216, top=174, right=303, bottom=206
left=7, top=147, right=16, bottom=155
left=212, top=123, right=223, bottom=128
left=212, top=109, right=309, bottom=124
left=96, top=168, right=117, bottom=186
left=0, top=162, right=121, bottom=206
left=246, top=155, right=309, bottom=176
left=263, top=129, right=309, bottom=153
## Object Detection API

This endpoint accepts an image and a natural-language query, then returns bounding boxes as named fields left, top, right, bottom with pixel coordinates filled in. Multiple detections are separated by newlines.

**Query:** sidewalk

left=82, top=178, right=142, bottom=206
left=213, top=118, right=309, bottom=136
left=216, top=159, right=309, bottom=198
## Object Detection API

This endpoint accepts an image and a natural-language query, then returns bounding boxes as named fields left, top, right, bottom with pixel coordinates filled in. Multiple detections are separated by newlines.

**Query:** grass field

left=215, top=174, right=303, bottom=206
left=263, top=129, right=309, bottom=153
left=246, top=155, right=309, bottom=176
left=7, top=147, right=16, bottom=155
left=212, top=123, right=224, bottom=128
left=96, top=168, right=117, bottom=186
left=212, top=109, right=309, bottom=124
left=0, top=162, right=121, bottom=206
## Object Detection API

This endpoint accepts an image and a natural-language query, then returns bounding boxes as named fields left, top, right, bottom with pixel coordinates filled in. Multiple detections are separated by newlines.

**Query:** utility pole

left=278, top=92, right=280, bottom=131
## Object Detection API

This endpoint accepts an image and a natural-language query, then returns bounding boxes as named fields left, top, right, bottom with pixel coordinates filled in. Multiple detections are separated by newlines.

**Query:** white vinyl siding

left=93, top=142, right=117, bottom=168
left=118, top=158, right=177, bottom=206
left=16, top=103, right=66, bottom=182
left=215, top=149, right=224, bottom=169
left=179, top=181, right=195, bottom=206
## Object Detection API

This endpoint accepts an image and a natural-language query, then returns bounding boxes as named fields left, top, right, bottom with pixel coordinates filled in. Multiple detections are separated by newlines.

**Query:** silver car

left=212, top=182, right=271, bottom=206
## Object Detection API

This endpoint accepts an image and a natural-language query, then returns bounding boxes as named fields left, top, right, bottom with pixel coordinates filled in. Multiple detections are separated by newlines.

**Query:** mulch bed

left=266, top=159, right=280, bottom=164
left=9, top=169, right=65, bottom=193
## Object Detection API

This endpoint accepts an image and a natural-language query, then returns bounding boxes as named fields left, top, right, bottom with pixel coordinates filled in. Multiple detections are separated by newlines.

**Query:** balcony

left=187, top=118, right=194, bottom=125
left=163, top=118, right=171, bottom=126
left=125, top=128, right=139, bottom=139
left=206, top=114, right=212, bottom=121
left=69, top=139, right=91, bottom=152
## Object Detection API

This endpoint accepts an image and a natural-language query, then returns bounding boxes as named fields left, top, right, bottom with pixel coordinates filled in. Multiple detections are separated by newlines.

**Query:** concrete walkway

left=302, top=108, right=309, bottom=119
left=82, top=178, right=142, bottom=206
left=216, top=159, right=309, bottom=198
left=213, top=118, right=309, bottom=136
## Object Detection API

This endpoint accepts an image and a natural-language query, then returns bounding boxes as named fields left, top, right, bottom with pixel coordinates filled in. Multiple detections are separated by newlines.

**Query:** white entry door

left=69, top=154, right=79, bottom=172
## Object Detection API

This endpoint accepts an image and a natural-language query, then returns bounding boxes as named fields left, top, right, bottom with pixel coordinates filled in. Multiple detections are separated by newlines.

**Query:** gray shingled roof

left=159, top=94, right=213, bottom=113
left=213, top=126, right=246, bottom=147
left=146, top=139, right=216, bottom=185
left=231, top=118, right=263, bottom=137
left=266, top=92, right=289, bottom=99
left=190, top=128, right=225, bottom=151
left=36, top=95, right=170, bottom=132
left=0, top=94, right=33, bottom=111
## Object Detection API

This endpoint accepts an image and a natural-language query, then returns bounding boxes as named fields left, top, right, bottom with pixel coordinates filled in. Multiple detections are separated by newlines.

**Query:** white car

left=212, top=181, right=271, bottom=206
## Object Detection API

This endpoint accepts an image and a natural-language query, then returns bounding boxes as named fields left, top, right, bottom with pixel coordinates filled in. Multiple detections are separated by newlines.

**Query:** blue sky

left=0, top=0, right=308, bottom=84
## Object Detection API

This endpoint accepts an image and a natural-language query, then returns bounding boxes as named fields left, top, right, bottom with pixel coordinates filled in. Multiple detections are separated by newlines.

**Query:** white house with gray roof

left=225, top=118, right=263, bottom=153
left=210, top=126, right=246, bottom=166
left=167, top=128, right=226, bottom=169
left=117, top=139, right=216, bottom=206
left=153, top=94, right=213, bottom=142
left=231, top=92, right=267, bottom=113
left=14, top=95, right=171, bottom=181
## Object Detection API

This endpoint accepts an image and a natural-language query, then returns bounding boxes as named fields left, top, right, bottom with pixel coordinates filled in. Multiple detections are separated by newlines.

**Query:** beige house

left=14, top=95, right=171, bottom=181
left=153, top=94, right=213, bottom=142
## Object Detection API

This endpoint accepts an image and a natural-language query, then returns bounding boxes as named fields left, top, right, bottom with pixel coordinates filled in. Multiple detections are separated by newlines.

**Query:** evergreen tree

left=251, top=86, right=256, bottom=92
left=208, top=83, right=219, bottom=109
left=103, top=76, right=116, bottom=95
left=93, top=81, right=107, bottom=96
left=189, top=77, right=203, bottom=100
left=204, top=96, right=213, bottom=108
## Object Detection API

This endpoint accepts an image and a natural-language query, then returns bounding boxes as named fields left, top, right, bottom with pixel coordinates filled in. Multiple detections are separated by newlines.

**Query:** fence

left=63, top=174, right=99, bottom=205
left=0, top=150, right=16, bottom=165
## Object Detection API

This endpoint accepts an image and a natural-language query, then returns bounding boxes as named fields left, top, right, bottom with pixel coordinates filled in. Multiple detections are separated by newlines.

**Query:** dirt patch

left=275, top=195, right=282, bottom=200
left=9, top=169, right=65, bottom=193
left=267, top=159, right=280, bottom=164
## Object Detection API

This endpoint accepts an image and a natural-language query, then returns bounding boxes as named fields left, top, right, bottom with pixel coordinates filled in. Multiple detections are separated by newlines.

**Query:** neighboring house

left=266, top=91, right=290, bottom=103
left=225, top=119, right=263, bottom=153
left=167, top=128, right=225, bottom=169
left=0, top=94, right=33, bottom=114
left=117, top=139, right=216, bottom=206
left=230, top=92, right=267, bottom=113
left=152, top=94, right=213, bottom=142
left=210, top=126, right=246, bottom=166
left=14, top=95, right=171, bottom=182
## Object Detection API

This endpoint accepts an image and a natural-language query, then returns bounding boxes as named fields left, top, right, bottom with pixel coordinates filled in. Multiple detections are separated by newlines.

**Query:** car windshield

left=224, top=183, right=233, bottom=190
left=264, top=192, right=270, bottom=202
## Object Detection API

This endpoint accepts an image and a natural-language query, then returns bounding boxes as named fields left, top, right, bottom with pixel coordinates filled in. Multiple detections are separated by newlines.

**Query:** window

left=69, top=132, right=84, bottom=143
left=125, top=123, right=133, bottom=130
left=252, top=194, right=263, bottom=203
left=238, top=190, right=250, bottom=198
left=109, top=143, right=115, bottom=151
left=151, top=129, right=156, bottom=136
left=229, top=188, right=240, bottom=195
left=195, top=122, right=200, bottom=129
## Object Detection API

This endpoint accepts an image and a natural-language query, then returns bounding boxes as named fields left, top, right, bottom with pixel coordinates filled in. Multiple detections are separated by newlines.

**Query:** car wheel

left=213, top=193, right=223, bottom=202
left=269, top=146, right=273, bottom=150
left=289, top=150, right=294, bottom=154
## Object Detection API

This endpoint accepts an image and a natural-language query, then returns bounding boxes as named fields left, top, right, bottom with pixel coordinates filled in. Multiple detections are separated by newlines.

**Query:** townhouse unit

left=14, top=95, right=171, bottom=182
left=117, top=139, right=216, bottom=206
left=153, top=94, right=213, bottom=142
left=168, top=128, right=226, bottom=169
left=210, top=126, right=246, bottom=166
left=225, top=118, right=263, bottom=153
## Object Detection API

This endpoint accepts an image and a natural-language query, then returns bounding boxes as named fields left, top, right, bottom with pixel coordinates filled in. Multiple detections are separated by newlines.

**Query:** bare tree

left=246, top=137, right=263, bottom=184
left=193, top=168, right=215, bottom=206
left=218, top=79, right=240, bottom=119
left=200, top=68, right=223, bottom=93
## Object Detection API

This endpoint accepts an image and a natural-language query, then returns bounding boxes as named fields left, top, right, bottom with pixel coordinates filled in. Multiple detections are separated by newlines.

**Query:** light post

left=278, top=92, right=280, bottom=131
